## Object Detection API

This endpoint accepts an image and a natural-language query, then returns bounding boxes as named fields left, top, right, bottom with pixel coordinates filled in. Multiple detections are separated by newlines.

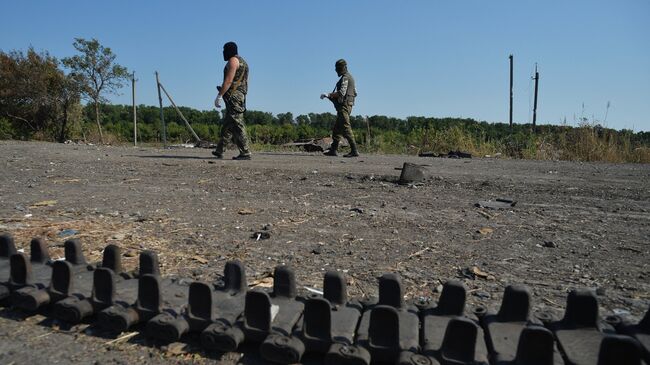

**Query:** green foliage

left=0, top=48, right=81, bottom=141
left=62, top=38, right=129, bottom=143
left=62, top=38, right=129, bottom=103
left=31, top=102, right=648, bottom=163
left=0, top=117, right=14, bottom=139
left=2, top=44, right=648, bottom=163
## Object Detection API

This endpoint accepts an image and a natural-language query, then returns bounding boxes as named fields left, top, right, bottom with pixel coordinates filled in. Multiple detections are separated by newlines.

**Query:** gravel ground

left=0, top=140, right=648, bottom=364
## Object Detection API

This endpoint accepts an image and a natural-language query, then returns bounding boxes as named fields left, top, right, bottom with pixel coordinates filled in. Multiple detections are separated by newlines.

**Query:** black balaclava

left=335, top=59, right=348, bottom=76
left=223, top=42, right=238, bottom=61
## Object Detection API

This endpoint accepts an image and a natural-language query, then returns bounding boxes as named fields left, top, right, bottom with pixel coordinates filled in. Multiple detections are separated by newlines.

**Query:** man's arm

left=218, top=57, right=240, bottom=97
left=327, top=76, right=348, bottom=99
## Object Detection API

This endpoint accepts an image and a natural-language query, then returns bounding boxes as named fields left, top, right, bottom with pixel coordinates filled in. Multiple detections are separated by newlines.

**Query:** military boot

left=324, top=140, right=339, bottom=156
left=344, top=139, right=359, bottom=158
left=211, top=150, right=223, bottom=159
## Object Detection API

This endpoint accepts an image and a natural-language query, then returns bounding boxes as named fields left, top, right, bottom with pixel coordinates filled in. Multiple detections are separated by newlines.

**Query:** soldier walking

left=320, top=59, right=359, bottom=157
left=213, top=41, right=251, bottom=160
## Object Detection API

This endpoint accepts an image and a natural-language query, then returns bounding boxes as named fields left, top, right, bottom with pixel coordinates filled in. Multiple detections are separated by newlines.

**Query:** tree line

left=1, top=40, right=649, bottom=162
left=1, top=39, right=128, bottom=143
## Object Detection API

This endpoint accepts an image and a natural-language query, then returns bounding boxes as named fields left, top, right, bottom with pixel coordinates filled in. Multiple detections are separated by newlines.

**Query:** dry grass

left=0, top=211, right=200, bottom=274
left=414, top=124, right=649, bottom=163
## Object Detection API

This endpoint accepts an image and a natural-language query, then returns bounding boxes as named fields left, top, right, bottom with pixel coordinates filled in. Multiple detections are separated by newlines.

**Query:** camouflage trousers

left=216, top=110, right=251, bottom=156
left=332, top=104, right=356, bottom=145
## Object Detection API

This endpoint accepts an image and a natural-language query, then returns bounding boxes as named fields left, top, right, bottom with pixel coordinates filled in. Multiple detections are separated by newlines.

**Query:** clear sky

left=1, top=0, right=649, bottom=131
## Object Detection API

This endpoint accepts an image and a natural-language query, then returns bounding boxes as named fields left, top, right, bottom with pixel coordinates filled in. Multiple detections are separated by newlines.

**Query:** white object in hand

left=215, top=96, right=223, bottom=108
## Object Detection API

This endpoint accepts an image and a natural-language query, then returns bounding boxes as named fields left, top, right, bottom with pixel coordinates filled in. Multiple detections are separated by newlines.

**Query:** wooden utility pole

left=532, top=64, right=539, bottom=131
left=365, top=116, right=371, bottom=147
left=159, top=82, right=201, bottom=143
left=132, top=71, right=137, bottom=146
left=509, top=54, right=513, bottom=129
left=155, top=71, right=167, bottom=147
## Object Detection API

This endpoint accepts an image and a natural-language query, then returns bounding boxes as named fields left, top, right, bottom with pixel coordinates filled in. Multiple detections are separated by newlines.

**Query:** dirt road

left=1, top=140, right=648, bottom=364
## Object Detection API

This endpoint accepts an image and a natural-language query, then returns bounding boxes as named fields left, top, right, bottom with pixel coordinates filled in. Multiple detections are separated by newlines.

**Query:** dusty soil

left=0, top=140, right=648, bottom=364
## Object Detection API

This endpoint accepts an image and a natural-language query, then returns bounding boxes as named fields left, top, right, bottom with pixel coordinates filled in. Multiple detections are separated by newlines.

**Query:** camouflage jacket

left=333, top=72, right=357, bottom=109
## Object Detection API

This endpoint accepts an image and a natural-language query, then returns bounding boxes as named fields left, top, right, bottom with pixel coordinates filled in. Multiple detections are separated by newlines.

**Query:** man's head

left=223, top=42, right=238, bottom=61
left=335, top=59, right=348, bottom=76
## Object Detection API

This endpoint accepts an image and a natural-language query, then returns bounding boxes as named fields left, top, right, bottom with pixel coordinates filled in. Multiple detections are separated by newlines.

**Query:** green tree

left=0, top=48, right=80, bottom=140
left=63, top=38, right=129, bottom=143
left=276, top=112, right=294, bottom=125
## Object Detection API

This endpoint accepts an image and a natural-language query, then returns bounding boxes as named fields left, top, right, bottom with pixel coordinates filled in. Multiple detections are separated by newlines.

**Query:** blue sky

left=1, top=0, right=649, bottom=131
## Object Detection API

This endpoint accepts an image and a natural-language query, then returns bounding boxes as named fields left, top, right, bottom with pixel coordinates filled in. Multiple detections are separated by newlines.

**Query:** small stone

left=543, top=241, right=557, bottom=248
left=473, top=290, right=491, bottom=299
left=477, top=227, right=493, bottom=235
left=111, top=233, right=126, bottom=241
left=433, top=284, right=444, bottom=293
left=251, top=231, right=271, bottom=240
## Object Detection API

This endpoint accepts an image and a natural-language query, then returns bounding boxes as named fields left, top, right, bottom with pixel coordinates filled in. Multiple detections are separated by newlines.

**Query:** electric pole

left=155, top=71, right=167, bottom=148
left=509, top=55, right=513, bottom=130
left=532, top=64, right=539, bottom=131
left=132, top=71, right=137, bottom=146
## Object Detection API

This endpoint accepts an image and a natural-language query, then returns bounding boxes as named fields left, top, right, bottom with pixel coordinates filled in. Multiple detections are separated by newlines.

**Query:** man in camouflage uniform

left=321, top=59, right=359, bottom=157
left=213, top=41, right=251, bottom=160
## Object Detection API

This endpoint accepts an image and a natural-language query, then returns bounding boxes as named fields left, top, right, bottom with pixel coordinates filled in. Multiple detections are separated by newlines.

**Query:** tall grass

left=5, top=116, right=648, bottom=163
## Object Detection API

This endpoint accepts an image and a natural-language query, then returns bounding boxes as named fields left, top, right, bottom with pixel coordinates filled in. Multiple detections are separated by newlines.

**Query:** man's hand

left=214, top=96, right=223, bottom=109
left=320, top=93, right=329, bottom=100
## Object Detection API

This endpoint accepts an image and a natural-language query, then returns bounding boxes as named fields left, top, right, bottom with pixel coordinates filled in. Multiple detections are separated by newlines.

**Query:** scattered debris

left=484, top=153, right=502, bottom=158
left=398, top=162, right=425, bottom=185
left=105, top=332, right=138, bottom=345
left=543, top=240, right=557, bottom=248
left=251, top=231, right=271, bottom=240
left=192, top=256, right=208, bottom=264
left=475, top=198, right=517, bottom=210
left=477, top=210, right=493, bottom=219
left=237, top=208, right=255, bottom=215
left=473, top=290, right=491, bottom=299
left=419, top=150, right=472, bottom=159
left=613, top=308, right=631, bottom=316
left=350, top=207, right=364, bottom=214
left=169, top=143, right=197, bottom=148
left=304, top=286, right=324, bottom=295
left=249, top=275, right=273, bottom=288
left=53, top=178, right=81, bottom=184
left=283, top=137, right=348, bottom=152
left=460, top=266, right=493, bottom=280
left=163, top=342, right=188, bottom=355
left=477, top=227, right=494, bottom=235
left=407, top=247, right=431, bottom=259
left=617, top=246, right=642, bottom=254
left=30, top=200, right=57, bottom=208
left=57, top=229, right=79, bottom=237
